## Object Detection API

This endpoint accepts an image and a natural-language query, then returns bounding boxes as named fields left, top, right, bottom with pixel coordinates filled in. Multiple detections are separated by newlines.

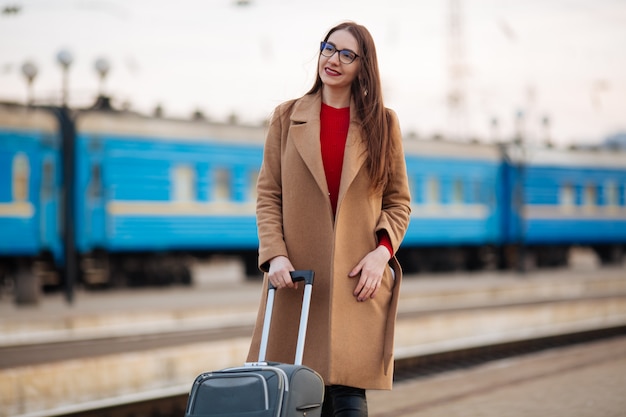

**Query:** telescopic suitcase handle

left=267, top=270, right=315, bottom=290
left=259, top=270, right=315, bottom=365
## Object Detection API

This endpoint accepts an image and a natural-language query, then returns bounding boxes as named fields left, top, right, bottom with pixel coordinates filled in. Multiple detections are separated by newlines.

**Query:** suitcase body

left=185, top=270, right=324, bottom=417
left=185, top=363, right=323, bottom=417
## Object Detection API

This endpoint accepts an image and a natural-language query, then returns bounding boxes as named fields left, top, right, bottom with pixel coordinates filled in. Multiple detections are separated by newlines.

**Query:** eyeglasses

left=320, top=42, right=360, bottom=64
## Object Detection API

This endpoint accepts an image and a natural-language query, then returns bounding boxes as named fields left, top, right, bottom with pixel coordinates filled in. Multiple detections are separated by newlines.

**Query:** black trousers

left=321, top=385, right=368, bottom=417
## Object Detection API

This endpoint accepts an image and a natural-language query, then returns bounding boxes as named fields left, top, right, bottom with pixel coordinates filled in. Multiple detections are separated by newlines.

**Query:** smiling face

left=318, top=29, right=361, bottom=93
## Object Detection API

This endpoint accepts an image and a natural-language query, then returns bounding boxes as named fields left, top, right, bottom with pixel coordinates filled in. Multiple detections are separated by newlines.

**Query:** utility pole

left=514, top=110, right=527, bottom=273
left=447, top=0, right=469, bottom=141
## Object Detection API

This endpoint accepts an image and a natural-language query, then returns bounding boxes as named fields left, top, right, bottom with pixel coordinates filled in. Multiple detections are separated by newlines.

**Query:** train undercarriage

left=2, top=244, right=623, bottom=305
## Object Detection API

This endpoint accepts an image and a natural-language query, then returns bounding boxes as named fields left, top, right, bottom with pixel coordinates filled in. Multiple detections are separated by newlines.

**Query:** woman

left=247, top=21, right=411, bottom=417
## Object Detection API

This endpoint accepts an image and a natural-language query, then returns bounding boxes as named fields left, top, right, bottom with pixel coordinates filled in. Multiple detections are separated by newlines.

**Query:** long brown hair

left=307, top=21, right=394, bottom=193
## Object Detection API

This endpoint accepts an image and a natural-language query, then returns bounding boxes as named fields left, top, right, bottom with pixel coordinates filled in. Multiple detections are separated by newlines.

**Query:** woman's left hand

left=349, top=246, right=391, bottom=302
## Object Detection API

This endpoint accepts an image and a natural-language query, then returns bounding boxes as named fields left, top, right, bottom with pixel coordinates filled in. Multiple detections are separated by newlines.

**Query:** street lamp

left=20, top=61, right=38, bottom=106
left=94, top=57, right=110, bottom=97
left=56, top=49, right=73, bottom=107
left=55, top=49, right=76, bottom=304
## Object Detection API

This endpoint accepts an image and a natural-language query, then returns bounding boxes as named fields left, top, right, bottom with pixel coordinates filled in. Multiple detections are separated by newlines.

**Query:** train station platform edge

left=1, top=264, right=625, bottom=348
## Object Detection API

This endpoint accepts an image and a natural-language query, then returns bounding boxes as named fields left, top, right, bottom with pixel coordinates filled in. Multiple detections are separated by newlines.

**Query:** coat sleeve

left=376, top=109, right=412, bottom=253
left=256, top=102, right=292, bottom=271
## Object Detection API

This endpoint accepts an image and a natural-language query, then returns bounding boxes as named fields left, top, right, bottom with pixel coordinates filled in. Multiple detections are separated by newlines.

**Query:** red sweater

left=320, top=103, right=392, bottom=257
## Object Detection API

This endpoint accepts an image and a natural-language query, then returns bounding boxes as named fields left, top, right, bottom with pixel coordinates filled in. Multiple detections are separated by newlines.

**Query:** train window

left=426, top=177, right=440, bottom=205
left=452, top=179, right=464, bottom=204
left=173, top=165, right=196, bottom=202
left=213, top=168, right=231, bottom=201
left=582, top=184, right=597, bottom=211
left=248, top=170, right=259, bottom=202
left=12, top=153, right=30, bottom=202
left=559, top=184, right=575, bottom=208
left=604, top=181, right=618, bottom=207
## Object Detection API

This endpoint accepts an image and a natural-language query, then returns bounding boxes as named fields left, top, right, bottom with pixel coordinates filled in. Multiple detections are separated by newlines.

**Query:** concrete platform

left=2, top=265, right=625, bottom=347
left=369, top=335, right=626, bottom=417
left=1, top=265, right=625, bottom=417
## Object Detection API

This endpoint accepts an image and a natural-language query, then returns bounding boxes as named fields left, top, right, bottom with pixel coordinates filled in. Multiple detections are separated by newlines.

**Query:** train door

left=499, top=143, right=527, bottom=269
left=2, top=149, right=37, bottom=254
left=39, top=135, right=62, bottom=267
left=7, top=148, right=39, bottom=303
left=74, top=135, right=107, bottom=251
left=74, top=133, right=108, bottom=286
left=87, top=160, right=106, bottom=248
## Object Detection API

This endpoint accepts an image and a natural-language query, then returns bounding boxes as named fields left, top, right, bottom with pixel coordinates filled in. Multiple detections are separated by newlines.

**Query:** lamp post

left=56, top=49, right=73, bottom=108
left=20, top=61, right=38, bottom=106
left=94, top=57, right=110, bottom=97
left=55, top=49, right=76, bottom=303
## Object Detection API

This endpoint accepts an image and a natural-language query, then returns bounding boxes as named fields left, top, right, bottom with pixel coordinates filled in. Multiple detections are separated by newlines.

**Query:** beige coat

left=247, top=92, right=411, bottom=390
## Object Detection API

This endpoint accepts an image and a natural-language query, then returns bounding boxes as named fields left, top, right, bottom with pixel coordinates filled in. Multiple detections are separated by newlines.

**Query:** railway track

left=3, top=293, right=624, bottom=370
left=0, top=325, right=253, bottom=370
left=53, top=326, right=626, bottom=417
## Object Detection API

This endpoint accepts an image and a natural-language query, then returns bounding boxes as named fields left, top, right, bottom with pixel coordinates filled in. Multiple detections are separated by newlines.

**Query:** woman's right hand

left=268, top=256, right=297, bottom=289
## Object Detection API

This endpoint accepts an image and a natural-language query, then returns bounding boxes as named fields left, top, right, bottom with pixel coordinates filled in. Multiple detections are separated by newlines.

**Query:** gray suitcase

left=184, top=270, right=324, bottom=417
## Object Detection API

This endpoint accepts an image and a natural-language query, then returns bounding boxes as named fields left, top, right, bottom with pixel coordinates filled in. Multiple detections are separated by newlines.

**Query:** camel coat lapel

left=289, top=95, right=328, bottom=199
left=288, top=93, right=368, bottom=211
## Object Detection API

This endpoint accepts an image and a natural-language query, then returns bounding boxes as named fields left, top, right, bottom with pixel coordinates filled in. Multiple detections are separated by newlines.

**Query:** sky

left=1, top=0, right=625, bottom=146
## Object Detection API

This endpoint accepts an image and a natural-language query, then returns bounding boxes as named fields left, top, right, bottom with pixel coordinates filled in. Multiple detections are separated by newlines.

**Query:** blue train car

left=0, top=104, right=63, bottom=301
left=73, top=110, right=265, bottom=285
left=398, top=138, right=506, bottom=271
left=2, top=100, right=624, bottom=300
left=505, top=144, right=626, bottom=267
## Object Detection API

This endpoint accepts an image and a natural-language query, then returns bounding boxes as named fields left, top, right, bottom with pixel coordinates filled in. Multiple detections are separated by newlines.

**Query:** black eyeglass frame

left=319, top=41, right=360, bottom=64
